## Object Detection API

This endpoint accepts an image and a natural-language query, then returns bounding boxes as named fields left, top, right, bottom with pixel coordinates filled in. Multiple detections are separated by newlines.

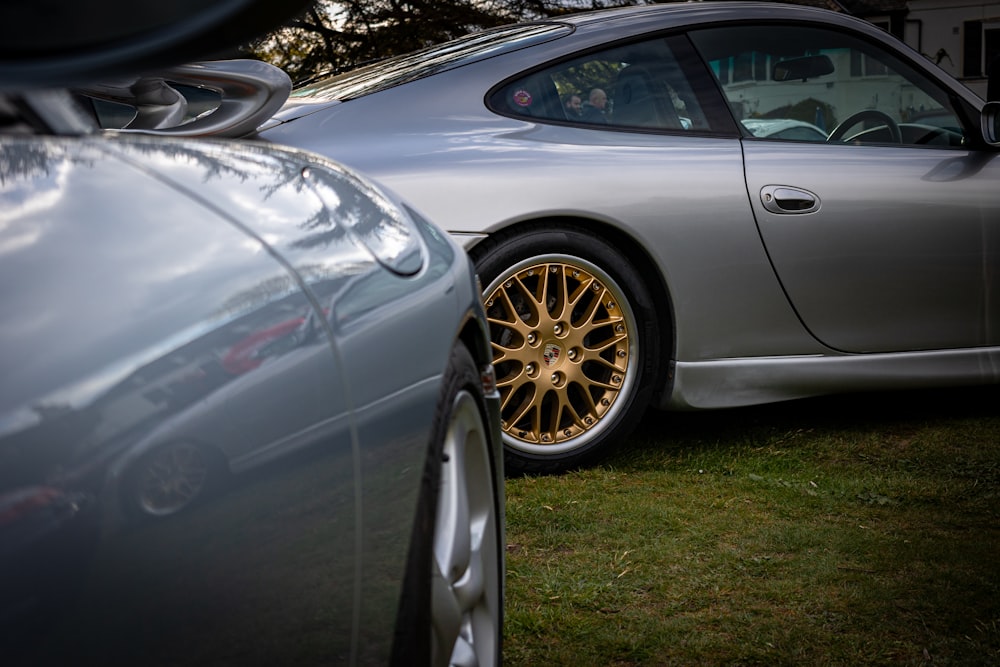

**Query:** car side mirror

left=772, top=55, right=835, bottom=82
left=987, top=54, right=1000, bottom=102
left=981, top=100, right=1000, bottom=147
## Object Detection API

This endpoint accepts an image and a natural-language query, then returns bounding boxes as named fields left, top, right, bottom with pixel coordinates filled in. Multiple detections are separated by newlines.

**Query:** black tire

left=392, top=343, right=503, bottom=667
left=472, top=225, right=661, bottom=474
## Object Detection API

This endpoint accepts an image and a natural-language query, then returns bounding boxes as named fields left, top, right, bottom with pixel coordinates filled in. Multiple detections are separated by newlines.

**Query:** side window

left=688, top=25, right=967, bottom=147
left=488, top=37, right=716, bottom=133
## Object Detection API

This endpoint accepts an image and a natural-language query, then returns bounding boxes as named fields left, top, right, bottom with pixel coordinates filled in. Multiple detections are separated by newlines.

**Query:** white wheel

left=431, top=384, right=501, bottom=666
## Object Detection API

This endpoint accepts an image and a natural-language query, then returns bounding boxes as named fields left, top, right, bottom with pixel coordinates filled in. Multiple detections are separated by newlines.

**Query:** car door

left=689, top=24, right=1000, bottom=354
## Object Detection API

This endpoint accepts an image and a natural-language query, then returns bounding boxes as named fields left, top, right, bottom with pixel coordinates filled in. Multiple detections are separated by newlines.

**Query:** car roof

left=556, top=1, right=882, bottom=37
left=509, top=2, right=981, bottom=110
left=287, top=1, right=889, bottom=104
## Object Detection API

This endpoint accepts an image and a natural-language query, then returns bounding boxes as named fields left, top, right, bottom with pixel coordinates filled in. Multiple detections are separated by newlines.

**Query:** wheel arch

left=458, top=314, right=493, bottom=376
left=467, top=215, right=676, bottom=402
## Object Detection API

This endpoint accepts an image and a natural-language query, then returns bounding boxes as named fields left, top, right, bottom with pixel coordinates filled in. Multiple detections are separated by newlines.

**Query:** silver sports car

left=0, top=2, right=504, bottom=665
left=80, top=2, right=1000, bottom=475
left=258, top=2, right=1000, bottom=474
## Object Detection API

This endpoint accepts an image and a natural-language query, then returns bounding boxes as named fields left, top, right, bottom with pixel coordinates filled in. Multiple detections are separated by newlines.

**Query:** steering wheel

left=827, top=109, right=901, bottom=143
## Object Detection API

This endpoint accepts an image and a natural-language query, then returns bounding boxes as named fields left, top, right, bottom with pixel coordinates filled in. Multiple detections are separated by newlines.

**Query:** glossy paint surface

left=260, top=2, right=1000, bottom=409
left=0, top=135, right=500, bottom=664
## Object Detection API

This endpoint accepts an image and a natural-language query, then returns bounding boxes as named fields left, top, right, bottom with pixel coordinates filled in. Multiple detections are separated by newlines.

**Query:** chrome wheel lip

left=483, top=253, right=640, bottom=457
left=431, top=388, right=501, bottom=667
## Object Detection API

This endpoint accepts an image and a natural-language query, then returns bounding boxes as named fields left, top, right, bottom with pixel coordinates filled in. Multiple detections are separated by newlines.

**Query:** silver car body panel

left=265, top=69, right=825, bottom=361
left=672, top=348, right=1000, bottom=410
left=0, top=134, right=500, bottom=664
left=255, top=2, right=1000, bottom=411
left=745, top=142, right=1000, bottom=353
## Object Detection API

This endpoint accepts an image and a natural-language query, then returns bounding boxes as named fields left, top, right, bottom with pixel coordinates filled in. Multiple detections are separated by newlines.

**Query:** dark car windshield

left=291, top=23, right=570, bottom=102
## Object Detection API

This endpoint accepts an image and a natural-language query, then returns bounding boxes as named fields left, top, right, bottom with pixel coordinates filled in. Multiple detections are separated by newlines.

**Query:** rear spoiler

left=76, top=59, right=291, bottom=138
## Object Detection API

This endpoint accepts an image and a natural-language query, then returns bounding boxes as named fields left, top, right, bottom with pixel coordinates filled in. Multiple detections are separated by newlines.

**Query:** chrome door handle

left=760, top=185, right=820, bottom=214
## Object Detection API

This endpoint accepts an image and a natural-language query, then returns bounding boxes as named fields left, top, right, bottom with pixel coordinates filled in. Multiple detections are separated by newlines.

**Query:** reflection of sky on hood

left=0, top=136, right=372, bottom=436
left=0, top=162, right=67, bottom=256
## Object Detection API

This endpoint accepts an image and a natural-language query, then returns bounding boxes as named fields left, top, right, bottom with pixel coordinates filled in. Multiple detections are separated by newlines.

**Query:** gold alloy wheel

left=483, top=257, right=635, bottom=451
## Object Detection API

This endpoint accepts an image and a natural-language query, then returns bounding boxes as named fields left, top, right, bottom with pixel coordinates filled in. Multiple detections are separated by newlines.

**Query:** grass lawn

left=502, top=386, right=1000, bottom=666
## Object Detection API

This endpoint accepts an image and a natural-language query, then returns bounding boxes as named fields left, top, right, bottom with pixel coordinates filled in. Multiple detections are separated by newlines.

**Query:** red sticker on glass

left=512, top=89, right=533, bottom=107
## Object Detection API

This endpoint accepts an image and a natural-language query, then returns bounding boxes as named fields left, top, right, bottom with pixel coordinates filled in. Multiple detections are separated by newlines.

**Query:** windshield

left=291, top=23, right=570, bottom=102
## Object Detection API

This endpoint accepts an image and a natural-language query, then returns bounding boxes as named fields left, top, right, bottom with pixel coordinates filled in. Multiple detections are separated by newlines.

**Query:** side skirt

left=662, top=347, right=1000, bottom=410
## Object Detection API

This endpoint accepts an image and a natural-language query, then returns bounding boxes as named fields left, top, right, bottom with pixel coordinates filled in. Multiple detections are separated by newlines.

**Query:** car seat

left=612, top=64, right=681, bottom=129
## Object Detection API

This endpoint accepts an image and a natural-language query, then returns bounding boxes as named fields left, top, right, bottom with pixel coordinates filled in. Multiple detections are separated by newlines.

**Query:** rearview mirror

left=772, top=55, right=835, bottom=82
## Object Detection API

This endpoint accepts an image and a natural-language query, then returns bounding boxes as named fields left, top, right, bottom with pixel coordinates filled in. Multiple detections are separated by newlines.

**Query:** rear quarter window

left=488, top=35, right=725, bottom=134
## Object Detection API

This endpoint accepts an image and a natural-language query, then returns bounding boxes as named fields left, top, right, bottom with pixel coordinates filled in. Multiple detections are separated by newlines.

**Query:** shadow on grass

left=623, top=384, right=1000, bottom=460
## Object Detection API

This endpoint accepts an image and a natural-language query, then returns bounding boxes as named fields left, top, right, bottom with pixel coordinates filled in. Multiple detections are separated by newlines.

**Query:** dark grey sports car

left=72, top=2, right=1000, bottom=476
left=0, top=2, right=504, bottom=665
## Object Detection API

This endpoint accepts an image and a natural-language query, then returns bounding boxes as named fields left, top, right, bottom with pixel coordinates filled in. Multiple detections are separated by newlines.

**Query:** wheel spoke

left=567, top=277, right=602, bottom=324
left=431, top=558, right=463, bottom=656
left=543, top=264, right=566, bottom=321
left=435, top=428, right=471, bottom=582
left=547, top=391, right=585, bottom=441
left=500, top=382, right=533, bottom=420
left=518, top=268, right=546, bottom=314
left=448, top=636, right=477, bottom=667
left=452, top=538, right=485, bottom=610
left=504, top=391, right=543, bottom=443
left=584, top=328, right=628, bottom=357
left=496, top=365, right=533, bottom=394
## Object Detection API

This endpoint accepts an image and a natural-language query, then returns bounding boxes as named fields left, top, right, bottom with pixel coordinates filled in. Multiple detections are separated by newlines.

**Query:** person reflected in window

left=580, top=88, right=608, bottom=123
left=564, top=93, right=583, bottom=117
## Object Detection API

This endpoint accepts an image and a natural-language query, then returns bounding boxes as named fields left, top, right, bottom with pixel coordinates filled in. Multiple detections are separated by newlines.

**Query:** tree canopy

left=247, top=0, right=641, bottom=84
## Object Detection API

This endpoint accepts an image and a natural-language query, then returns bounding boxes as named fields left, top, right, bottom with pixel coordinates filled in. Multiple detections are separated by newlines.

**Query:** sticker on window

left=512, top=89, right=533, bottom=107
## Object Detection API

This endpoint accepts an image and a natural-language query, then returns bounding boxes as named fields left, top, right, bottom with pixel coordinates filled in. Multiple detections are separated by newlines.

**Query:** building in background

left=804, top=0, right=1000, bottom=98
